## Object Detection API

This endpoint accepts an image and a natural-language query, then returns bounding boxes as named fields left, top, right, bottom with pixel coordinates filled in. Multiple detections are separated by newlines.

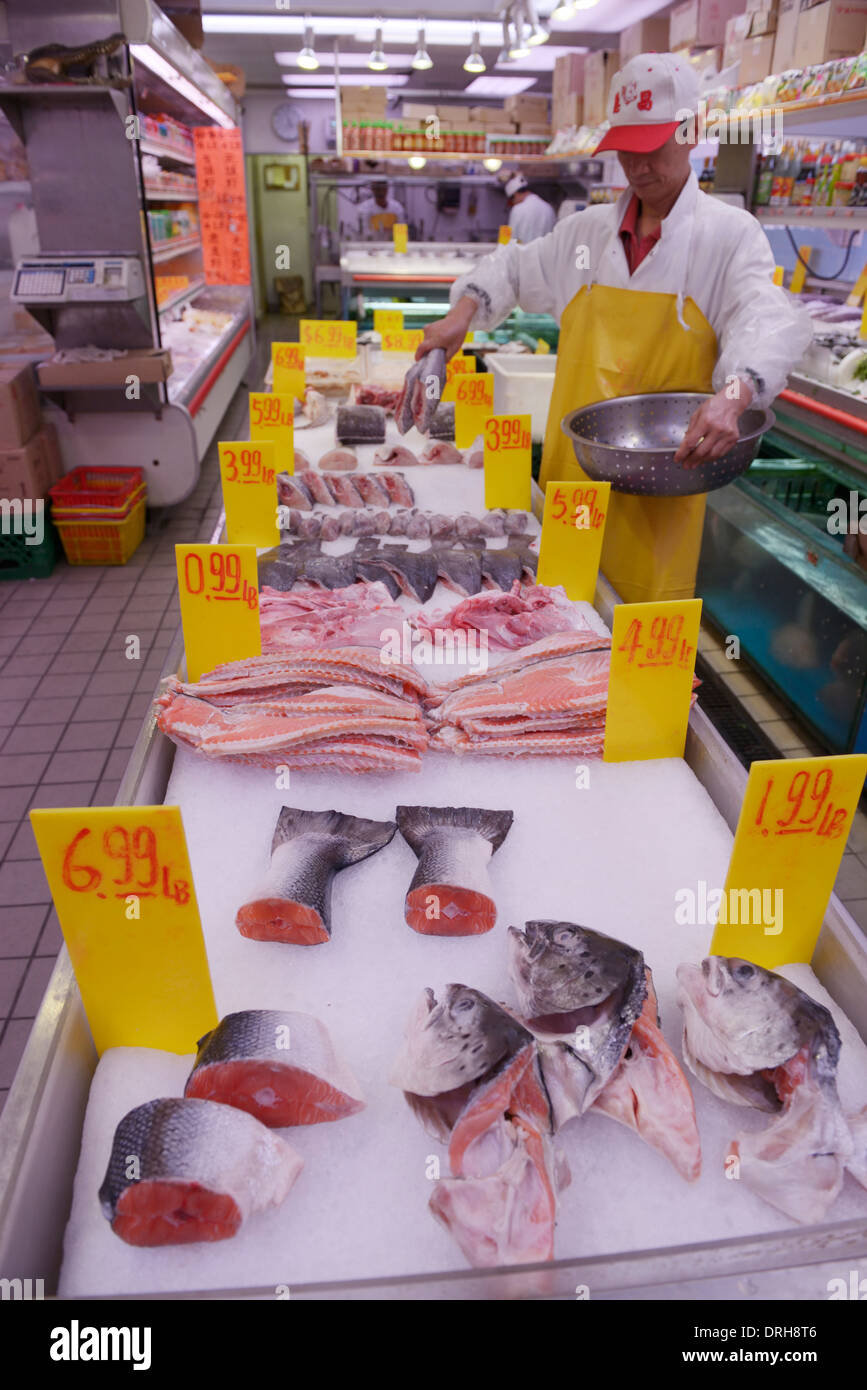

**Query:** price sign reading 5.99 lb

left=271, top=341, right=305, bottom=401
left=604, top=598, right=702, bottom=762
left=711, top=754, right=867, bottom=967
left=176, top=543, right=260, bottom=683
left=483, top=412, right=532, bottom=510
left=219, top=441, right=280, bottom=549
left=299, top=318, right=357, bottom=358
left=441, top=354, right=477, bottom=402
left=454, top=372, right=494, bottom=449
left=537, top=480, right=610, bottom=601
left=29, top=805, right=217, bottom=1055
left=249, top=391, right=294, bottom=474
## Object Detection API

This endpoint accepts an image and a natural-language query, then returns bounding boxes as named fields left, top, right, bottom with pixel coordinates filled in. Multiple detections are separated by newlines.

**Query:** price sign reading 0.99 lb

left=249, top=391, right=294, bottom=474
left=299, top=319, right=357, bottom=359
left=537, top=480, right=610, bottom=601
left=381, top=328, right=424, bottom=354
left=271, top=341, right=306, bottom=401
left=374, top=309, right=403, bottom=334
left=454, top=373, right=495, bottom=449
left=176, top=543, right=260, bottom=684
left=604, top=599, right=702, bottom=763
left=483, top=413, right=532, bottom=511
left=711, top=754, right=867, bottom=967
left=218, top=441, right=280, bottom=549
left=29, top=806, right=217, bottom=1055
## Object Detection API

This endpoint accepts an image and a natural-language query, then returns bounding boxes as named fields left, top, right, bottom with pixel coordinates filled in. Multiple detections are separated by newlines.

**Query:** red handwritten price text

left=300, top=322, right=354, bottom=353
left=382, top=330, right=423, bottom=352
left=485, top=416, right=531, bottom=452
left=222, top=446, right=275, bottom=486
left=250, top=397, right=291, bottom=430
left=182, top=551, right=258, bottom=609
left=754, top=766, right=848, bottom=840
left=273, top=344, right=304, bottom=370
left=446, top=355, right=474, bottom=379
left=617, top=614, right=695, bottom=671
left=62, top=825, right=190, bottom=904
left=455, top=377, right=491, bottom=406
left=550, top=485, right=606, bottom=529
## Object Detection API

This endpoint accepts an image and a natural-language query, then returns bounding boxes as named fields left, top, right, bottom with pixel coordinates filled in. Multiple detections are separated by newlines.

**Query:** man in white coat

left=415, top=52, right=813, bottom=601
left=504, top=172, right=556, bottom=244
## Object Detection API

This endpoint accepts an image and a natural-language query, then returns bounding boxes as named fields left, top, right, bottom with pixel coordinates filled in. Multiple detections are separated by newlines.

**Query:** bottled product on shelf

left=753, top=137, right=867, bottom=210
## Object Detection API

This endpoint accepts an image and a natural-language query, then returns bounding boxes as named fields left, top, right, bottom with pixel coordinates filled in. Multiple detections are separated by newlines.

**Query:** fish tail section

left=396, top=805, right=514, bottom=854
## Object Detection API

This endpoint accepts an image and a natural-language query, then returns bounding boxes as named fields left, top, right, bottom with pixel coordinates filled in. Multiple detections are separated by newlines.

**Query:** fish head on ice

left=508, top=920, right=646, bottom=1024
left=390, top=984, right=532, bottom=1097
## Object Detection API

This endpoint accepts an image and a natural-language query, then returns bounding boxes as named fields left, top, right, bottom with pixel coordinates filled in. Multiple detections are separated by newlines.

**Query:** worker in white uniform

left=415, top=53, right=813, bottom=602
left=503, top=172, right=555, bottom=244
left=357, top=181, right=406, bottom=240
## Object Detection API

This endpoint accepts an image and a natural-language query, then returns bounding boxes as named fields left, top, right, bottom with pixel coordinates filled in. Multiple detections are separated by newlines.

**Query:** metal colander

left=561, top=392, right=775, bottom=497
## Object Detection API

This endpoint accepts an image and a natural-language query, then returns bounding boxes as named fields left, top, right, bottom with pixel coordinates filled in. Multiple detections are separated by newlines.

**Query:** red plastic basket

left=49, top=467, right=145, bottom=512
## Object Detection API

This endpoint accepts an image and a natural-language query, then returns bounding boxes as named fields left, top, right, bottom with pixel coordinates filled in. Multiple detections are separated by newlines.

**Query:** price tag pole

left=537, top=480, right=610, bottom=601
left=176, top=543, right=261, bottom=684
left=604, top=598, right=702, bottom=762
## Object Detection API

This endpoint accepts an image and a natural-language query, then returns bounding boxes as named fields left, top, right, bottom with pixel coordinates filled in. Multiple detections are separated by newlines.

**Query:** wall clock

left=271, top=102, right=302, bottom=143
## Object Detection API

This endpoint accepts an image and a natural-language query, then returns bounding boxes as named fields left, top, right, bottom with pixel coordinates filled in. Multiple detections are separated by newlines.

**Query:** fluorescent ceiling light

left=297, top=18, right=319, bottom=71
left=283, top=89, right=337, bottom=99
left=496, top=44, right=587, bottom=71
left=283, top=73, right=407, bottom=87
left=130, top=44, right=234, bottom=126
left=463, top=74, right=537, bottom=96
left=464, top=29, right=486, bottom=74
left=276, top=53, right=416, bottom=68
left=412, top=24, right=433, bottom=70
left=207, top=15, right=504, bottom=45
left=369, top=25, right=388, bottom=71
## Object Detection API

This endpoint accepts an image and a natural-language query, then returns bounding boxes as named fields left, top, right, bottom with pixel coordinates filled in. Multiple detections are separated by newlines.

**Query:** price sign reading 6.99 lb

left=454, top=372, right=494, bottom=449
left=299, top=319, right=357, bottom=358
left=176, top=543, right=260, bottom=683
left=537, top=480, right=610, bottom=601
left=29, top=805, right=217, bottom=1055
left=271, top=342, right=306, bottom=401
left=483, top=412, right=532, bottom=510
left=604, top=598, right=702, bottom=762
left=218, top=441, right=280, bottom=549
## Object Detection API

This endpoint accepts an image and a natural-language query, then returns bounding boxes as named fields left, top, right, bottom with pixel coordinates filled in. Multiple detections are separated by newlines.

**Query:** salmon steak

left=98, top=1098, right=303, bottom=1247
left=395, top=805, right=513, bottom=936
left=184, top=1010, right=365, bottom=1126
left=236, top=805, right=396, bottom=945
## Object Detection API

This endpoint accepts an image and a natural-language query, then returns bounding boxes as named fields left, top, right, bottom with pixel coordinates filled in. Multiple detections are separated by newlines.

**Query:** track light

left=297, top=17, right=318, bottom=71
left=496, top=16, right=514, bottom=64
left=368, top=23, right=388, bottom=71
left=483, top=157, right=502, bottom=172
left=550, top=1, right=576, bottom=18
left=509, top=10, right=530, bottom=59
left=525, top=0, right=549, bottom=45
left=571, top=0, right=600, bottom=8
left=411, top=23, right=433, bottom=70
left=463, top=28, right=486, bottom=73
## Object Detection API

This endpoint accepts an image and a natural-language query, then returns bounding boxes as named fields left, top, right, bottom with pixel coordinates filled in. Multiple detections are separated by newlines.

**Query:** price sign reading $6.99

left=299, top=319, right=357, bottom=358
left=712, top=753, right=867, bottom=967
left=29, top=805, right=217, bottom=1055
left=176, top=543, right=261, bottom=683
left=218, top=441, right=280, bottom=549
left=454, top=373, right=494, bottom=449
left=271, top=342, right=306, bottom=401
left=483, top=412, right=532, bottom=510
left=604, top=598, right=702, bottom=763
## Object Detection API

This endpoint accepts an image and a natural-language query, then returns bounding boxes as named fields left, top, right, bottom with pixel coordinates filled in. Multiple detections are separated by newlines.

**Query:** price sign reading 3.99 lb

left=249, top=391, right=294, bottom=474
left=299, top=319, right=357, bottom=358
left=483, top=412, right=532, bottom=510
left=454, top=373, right=494, bottom=449
left=271, top=341, right=306, bottom=401
left=218, top=440, right=280, bottom=549
left=29, top=805, right=217, bottom=1055
left=604, top=598, right=702, bottom=762
left=537, top=480, right=610, bottom=601
left=176, top=543, right=260, bottom=683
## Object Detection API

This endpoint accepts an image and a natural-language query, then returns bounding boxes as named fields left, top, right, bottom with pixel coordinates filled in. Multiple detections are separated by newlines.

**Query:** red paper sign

left=193, top=127, right=251, bottom=287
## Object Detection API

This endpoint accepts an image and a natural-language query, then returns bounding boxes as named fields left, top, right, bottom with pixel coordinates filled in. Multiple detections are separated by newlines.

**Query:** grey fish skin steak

left=236, top=806, right=397, bottom=945
left=184, top=1009, right=365, bottom=1127
left=677, top=956, right=859, bottom=1223
left=396, top=805, right=513, bottom=936
left=395, top=348, right=447, bottom=435
left=98, top=1097, right=303, bottom=1246
left=508, top=920, right=647, bottom=1117
left=336, top=404, right=386, bottom=445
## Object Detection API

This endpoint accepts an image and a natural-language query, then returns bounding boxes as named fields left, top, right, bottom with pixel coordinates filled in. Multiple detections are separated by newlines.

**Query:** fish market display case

left=2, top=565, right=867, bottom=1301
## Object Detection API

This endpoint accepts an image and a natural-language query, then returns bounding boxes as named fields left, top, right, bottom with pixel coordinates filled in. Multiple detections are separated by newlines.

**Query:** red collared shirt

left=619, top=193, right=662, bottom=275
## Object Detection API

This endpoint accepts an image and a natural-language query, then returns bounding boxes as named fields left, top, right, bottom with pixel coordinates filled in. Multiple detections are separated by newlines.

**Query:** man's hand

left=674, top=381, right=754, bottom=467
left=414, top=295, right=477, bottom=363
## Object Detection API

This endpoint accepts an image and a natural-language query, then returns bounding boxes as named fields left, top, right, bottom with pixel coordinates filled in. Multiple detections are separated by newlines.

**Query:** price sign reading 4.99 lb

left=454, top=372, right=494, bottom=449
left=176, top=543, right=260, bottom=683
left=218, top=441, right=280, bottom=549
left=712, top=754, right=867, bottom=967
left=249, top=391, right=294, bottom=474
left=537, top=480, right=610, bottom=601
left=271, top=341, right=305, bottom=401
left=299, top=319, right=357, bottom=359
left=483, top=412, right=532, bottom=511
left=29, top=806, right=217, bottom=1055
left=604, top=599, right=702, bottom=762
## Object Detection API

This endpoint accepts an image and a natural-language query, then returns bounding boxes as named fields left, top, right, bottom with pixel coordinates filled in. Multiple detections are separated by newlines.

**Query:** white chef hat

left=504, top=172, right=528, bottom=199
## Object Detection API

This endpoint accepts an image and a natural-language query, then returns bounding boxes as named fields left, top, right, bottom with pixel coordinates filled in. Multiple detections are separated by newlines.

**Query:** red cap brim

left=593, top=120, right=681, bottom=155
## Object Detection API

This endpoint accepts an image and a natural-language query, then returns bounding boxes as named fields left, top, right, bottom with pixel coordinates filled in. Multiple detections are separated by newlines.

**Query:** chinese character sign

left=193, top=127, right=251, bottom=286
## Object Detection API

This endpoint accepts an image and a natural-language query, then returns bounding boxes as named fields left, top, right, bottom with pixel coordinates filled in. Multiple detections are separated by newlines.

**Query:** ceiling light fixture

left=496, top=15, right=514, bottom=65
left=550, top=1, right=576, bottom=19
left=368, top=22, right=389, bottom=71
left=411, top=22, right=433, bottom=70
left=525, top=0, right=549, bottom=45
left=407, top=155, right=427, bottom=169
left=464, top=27, right=486, bottom=73
left=297, top=17, right=319, bottom=70
left=508, top=9, right=530, bottom=59
left=483, top=156, right=503, bottom=172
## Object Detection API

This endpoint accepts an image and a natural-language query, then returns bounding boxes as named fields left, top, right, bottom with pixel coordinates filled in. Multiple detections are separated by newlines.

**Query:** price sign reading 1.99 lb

left=604, top=599, right=702, bottom=763
left=271, top=341, right=306, bottom=401
left=537, top=480, right=610, bottom=601
left=299, top=319, right=357, bottom=359
left=454, top=372, right=495, bottom=449
left=249, top=391, right=294, bottom=474
left=381, top=328, right=424, bottom=354
left=29, top=806, right=217, bottom=1055
left=218, top=441, right=280, bottom=549
left=711, top=754, right=867, bottom=967
left=176, top=543, right=260, bottom=683
left=483, top=413, right=532, bottom=510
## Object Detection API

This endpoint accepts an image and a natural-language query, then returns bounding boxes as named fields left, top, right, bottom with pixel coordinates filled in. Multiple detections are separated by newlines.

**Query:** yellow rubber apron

left=540, top=279, right=717, bottom=604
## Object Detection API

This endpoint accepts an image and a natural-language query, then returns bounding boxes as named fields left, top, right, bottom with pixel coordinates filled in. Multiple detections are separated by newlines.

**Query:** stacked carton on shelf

left=793, top=0, right=867, bottom=67
left=772, top=0, right=800, bottom=72
left=620, top=15, right=671, bottom=60
left=553, top=52, right=584, bottom=131
left=584, top=49, right=620, bottom=125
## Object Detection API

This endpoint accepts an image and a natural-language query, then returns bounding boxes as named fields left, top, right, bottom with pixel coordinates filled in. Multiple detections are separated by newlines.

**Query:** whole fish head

left=508, top=920, right=645, bottom=1022
left=390, top=984, right=532, bottom=1097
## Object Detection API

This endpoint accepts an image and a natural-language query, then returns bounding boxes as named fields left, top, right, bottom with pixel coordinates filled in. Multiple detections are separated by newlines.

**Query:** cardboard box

left=36, top=349, right=173, bottom=390
left=0, top=362, right=41, bottom=449
left=739, top=32, right=776, bottom=78
left=620, top=15, right=672, bottom=60
left=670, top=0, right=746, bottom=48
left=749, top=8, right=778, bottom=33
left=485, top=120, right=518, bottom=134
left=723, top=12, right=752, bottom=65
left=504, top=93, right=549, bottom=121
left=553, top=92, right=584, bottom=130
left=584, top=49, right=620, bottom=124
left=0, top=423, right=61, bottom=502
left=518, top=122, right=552, bottom=135
left=793, top=0, right=867, bottom=64
left=341, top=86, right=386, bottom=116
left=772, top=0, right=801, bottom=67
left=745, top=0, right=774, bottom=10
left=553, top=52, right=585, bottom=96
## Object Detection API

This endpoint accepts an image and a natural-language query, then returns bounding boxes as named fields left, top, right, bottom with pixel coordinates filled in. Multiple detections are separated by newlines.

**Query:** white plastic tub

left=487, top=353, right=557, bottom=442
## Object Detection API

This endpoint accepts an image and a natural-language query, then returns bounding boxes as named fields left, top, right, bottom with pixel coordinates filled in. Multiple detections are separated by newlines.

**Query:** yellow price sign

left=249, top=391, right=294, bottom=475
left=299, top=319, right=357, bottom=358
left=498, top=224, right=512, bottom=245
left=219, top=440, right=280, bottom=549
left=604, top=599, right=702, bottom=763
left=711, top=754, right=867, bottom=967
left=454, top=373, right=495, bottom=448
left=789, top=245, right=811, bottom=295
left=846, top=264, right=867, bottom=307
left=535, top=338, right=551, bottom=355
left=29, top=806, right=216, bottom=1056
left=483, top=413, right=532, bottom=510
left=772, top=265, right=785, bottom=287
left=381, top=328, right=424, bottom=354
left=271, top=341, right=306, bottom=401
left=176, top=544, right=261, bottom=685
left=861, top=296, right=867, bottom=343
left=537, top=480, right=610, bottom=602
left=393, top=222, right=409, bottom=253
left=442, top=354, right=478, bottom=401
left=374, top=309, right=403, bottom=333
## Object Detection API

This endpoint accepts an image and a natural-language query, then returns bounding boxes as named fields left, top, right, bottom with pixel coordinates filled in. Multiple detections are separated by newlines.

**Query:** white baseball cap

left=504, top=172, right=528, bottom=198
left=594, top=52, right=700, bottom=155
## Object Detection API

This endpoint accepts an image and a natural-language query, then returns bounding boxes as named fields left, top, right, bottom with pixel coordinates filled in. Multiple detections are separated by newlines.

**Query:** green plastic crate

left=0, top=516, right=56, bottom=581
